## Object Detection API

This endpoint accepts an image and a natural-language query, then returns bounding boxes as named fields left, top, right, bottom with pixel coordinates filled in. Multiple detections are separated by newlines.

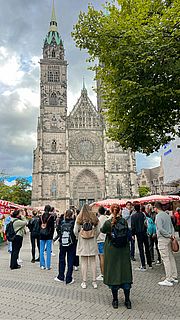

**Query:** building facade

left=138, top=159, right=177, bottom=195
left=31, top=3, right=138, bottom=210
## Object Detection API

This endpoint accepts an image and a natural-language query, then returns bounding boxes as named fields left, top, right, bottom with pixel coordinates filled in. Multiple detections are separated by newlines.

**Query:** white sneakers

left=170, top=278, right=178, bottom=284
left=74, top=266, right=79, bottom=271
left=158, top=279, right=173, bottom=286
left=40, top=266, right=46, bottom=270
left=92, top=281, right=98, bottom=289
left=135, top=266, right=147, bottom=272
left=54, top=277, right=64, bottom=282
left=81, top=282, right=87, bottom=289
left=67, top=279, right=75, bottom=285
left=96, top=274, right=103, bottom=281
left=81, top=281, right=98, bottom=289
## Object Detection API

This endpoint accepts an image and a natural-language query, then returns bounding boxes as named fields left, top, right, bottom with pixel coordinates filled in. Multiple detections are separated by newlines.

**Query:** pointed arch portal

left=72, top=169, right=102, bottom=208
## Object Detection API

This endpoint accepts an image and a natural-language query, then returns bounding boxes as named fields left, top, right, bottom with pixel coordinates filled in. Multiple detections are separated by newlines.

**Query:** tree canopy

left=0, top=178, right=32, bottom=206
left=138, top=186, right=151, bottom=197
left=72, top=0, right=180, bottom=154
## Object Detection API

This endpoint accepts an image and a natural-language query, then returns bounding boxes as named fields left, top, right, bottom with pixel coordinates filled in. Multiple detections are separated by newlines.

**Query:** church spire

left=81, top=77, right=87, bottom=96
left=49, top=0, right=58, bottom=32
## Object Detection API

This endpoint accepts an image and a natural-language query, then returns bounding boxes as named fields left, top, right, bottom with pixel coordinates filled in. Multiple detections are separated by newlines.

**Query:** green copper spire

left=44, top=0, right=62, bottom=46
left=49, top=0, right=58, bottom=32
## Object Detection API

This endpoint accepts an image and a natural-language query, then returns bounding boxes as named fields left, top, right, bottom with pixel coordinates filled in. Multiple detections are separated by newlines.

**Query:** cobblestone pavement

left=0, top=232, right=180, bottom=320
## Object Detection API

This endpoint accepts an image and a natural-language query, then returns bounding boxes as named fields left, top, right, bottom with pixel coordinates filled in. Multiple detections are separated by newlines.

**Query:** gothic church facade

left=31, top=3, right=138, bottom=211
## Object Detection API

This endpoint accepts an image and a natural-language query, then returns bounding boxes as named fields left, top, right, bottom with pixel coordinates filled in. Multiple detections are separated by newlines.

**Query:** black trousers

left=10, top=235, right=23, bottom=269
left=58, top=243, right=76, bottom=284
left=73, top=240, right=79, bottom=267
left=30, top=234, right=40, bottom=260
left=148, top=235, right=161, bottom=262
left=136, top=232, right=152, bottom=267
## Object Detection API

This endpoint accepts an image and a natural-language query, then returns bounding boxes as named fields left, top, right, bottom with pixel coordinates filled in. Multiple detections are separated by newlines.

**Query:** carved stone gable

left=68, top=89, right=103, bottom=129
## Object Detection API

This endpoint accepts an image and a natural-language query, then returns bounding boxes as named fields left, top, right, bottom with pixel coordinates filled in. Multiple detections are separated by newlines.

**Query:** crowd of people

left=4, top=201, right=180, bottom=309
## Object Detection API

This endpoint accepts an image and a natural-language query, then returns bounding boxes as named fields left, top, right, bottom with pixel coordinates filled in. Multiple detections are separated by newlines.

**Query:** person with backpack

left=39, top=205, right=54, bottom=270
left=28, top=210, right=40, bottom=263
left=122, top=201, right=136, bottom=261
left=9, top=209, right=27, bottom=270
left=145, top=204, right=161, bottom=265
left=54, top=209, right=76, bottom=284
left=4, top=214, right=12, bottom=253
left=100, top=204, right=132, bottom=309
left=131, top=204, right=152, bottom=271
left=73, top=204, right=100, bottom=289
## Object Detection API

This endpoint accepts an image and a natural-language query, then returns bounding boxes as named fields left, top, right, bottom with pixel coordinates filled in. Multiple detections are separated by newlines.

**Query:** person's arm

left=156, top=215, right=172, bottom=238
left=100, top=220, right=110, bottom=234
left=50, top=216, right=55, bottom=237
left=131, top=214, right=136, bottom=237
left=95, top=222, right=100, bottom=238
left=122, top=209, right=130, bottom=221
left=73, top=220, right=80, bottom=237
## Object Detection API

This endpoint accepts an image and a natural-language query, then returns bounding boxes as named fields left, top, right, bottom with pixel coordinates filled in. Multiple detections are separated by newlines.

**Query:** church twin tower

left=31, top=2, right=138, bottom=210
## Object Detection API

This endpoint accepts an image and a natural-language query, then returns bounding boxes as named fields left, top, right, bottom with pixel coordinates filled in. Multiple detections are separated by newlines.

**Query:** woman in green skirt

left=100, top=204, right=132, bottom=309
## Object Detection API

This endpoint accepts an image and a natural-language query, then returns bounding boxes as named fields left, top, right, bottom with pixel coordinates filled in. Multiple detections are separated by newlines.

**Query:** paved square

left=0, top=233, right=180, bottom=320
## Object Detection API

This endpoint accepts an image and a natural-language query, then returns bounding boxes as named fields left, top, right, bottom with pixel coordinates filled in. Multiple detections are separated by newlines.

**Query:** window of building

left=48, top=71, right=53, bottom=82
left=50, top=92, right=58, bottom=105
left=51, top=139, right=57, bottom=152
left=51, top=180, right=57, bottom=197
left=48, top=66, right=60, bottom=82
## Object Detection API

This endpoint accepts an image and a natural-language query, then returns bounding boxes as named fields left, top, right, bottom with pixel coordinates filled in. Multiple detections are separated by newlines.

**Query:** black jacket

left=131, top=211, right=147, bottom=236
left=28, top=216, right=40, bottom=237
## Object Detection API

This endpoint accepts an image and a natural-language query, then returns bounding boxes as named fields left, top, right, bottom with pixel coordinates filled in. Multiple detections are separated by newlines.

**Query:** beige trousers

left=158, top=237, right=178, bottom=281
left=81, top=256, right=96, bottom=282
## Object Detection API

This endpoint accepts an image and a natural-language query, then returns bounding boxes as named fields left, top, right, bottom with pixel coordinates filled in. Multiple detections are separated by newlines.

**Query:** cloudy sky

left=0, top=0, right=160, bottom=179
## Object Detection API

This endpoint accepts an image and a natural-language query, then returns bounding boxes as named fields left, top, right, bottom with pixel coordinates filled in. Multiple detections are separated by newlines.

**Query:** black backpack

left=31, top=217, right=40, bottom=237
left=82, top=221, right=93, bottom=231
left=111, top=218, right=128, bottom=248
left=60, top=220, right=74, bottom=246
left=6, top=220, right=22, bottom=242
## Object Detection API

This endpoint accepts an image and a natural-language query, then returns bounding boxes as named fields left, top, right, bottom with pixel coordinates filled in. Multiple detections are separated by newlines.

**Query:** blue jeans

left=40, top=239, right=52, bottom=269
left=58, top=243, right=76, bottom=284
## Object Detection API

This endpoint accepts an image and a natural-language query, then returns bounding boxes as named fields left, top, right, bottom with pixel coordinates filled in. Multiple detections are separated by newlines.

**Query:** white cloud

left=4, top=180, right=16, bottom=187
left=136, top=152, right=161, bottom=173
left=0, top=47, right=24, bottom=86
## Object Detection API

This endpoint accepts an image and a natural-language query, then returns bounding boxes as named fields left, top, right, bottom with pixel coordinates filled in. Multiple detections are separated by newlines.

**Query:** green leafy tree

left=72, top=0, right=180, bottom=154
left=0, top=184, right=12, bottom=201
left=0, top=178, right=32, bottom=206
left=139, top=186, right=151, bottom=197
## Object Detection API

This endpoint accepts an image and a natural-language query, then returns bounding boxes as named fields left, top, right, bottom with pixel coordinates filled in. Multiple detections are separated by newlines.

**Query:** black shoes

left=31, top=259, right=35, bottom=263
left=131, top=256, right=136, bottom=261
left=112, top=299, right=118, bottom=309
left=35, top=258, right=40, bottom=262
left=125, top=300, right=132, bottom=309
left=10, top=265, right=21, bottom=270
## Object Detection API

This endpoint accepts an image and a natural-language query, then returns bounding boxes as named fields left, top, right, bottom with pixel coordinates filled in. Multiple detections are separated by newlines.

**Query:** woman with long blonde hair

left=74, top=204, right=100, bottom=289
left=101, top=204, right=132, bottom=309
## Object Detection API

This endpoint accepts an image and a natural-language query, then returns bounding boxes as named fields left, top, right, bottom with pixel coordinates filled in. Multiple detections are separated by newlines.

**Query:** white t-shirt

left=97, top=215, right=108, bottom=243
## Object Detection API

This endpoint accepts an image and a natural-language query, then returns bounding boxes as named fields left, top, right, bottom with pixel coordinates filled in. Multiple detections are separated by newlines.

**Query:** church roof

left=68, top=84, right=103, bottom=129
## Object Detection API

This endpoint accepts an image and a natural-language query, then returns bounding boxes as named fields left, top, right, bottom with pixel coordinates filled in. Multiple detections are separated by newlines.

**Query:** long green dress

left=100, top=217, right=133, bottom=287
